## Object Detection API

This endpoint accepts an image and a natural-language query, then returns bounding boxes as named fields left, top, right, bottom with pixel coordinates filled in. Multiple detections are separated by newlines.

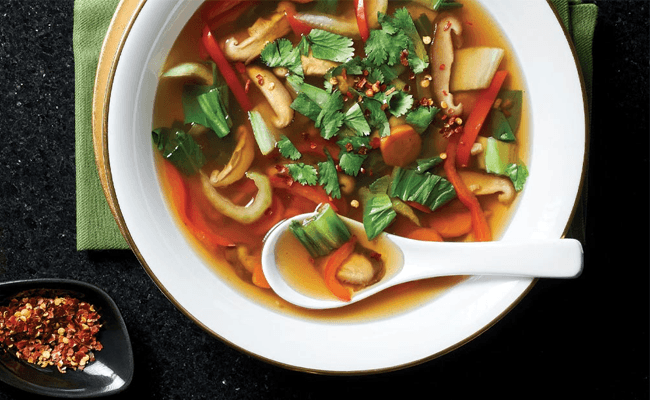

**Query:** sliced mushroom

left=200, top=171, right=273, bottom=224
left=336, top=253, right=376, bottom=286
left=301, top=51, right=340, bottom=76
left=161, top=62, right=214, bottom=86
left=457, top=170, right=516, bottom=204
left=431, top=13, right=463, bottom=117
left=293, top=12, right=360, bottom=38
left=222, top=2, right=292, bottom=64
left=247, top=65, right=294, bottom=129
left=293, top=0, right=387, bottom=38
left=210, top=125, right=255, bottom=188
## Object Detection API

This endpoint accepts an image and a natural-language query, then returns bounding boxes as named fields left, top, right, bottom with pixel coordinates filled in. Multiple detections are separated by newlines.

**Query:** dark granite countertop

left=0, top=1, right=648, bottom=399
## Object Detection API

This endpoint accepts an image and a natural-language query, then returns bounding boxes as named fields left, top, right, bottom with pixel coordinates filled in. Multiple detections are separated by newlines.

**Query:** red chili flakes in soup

left=0, top=295, right=103, bottom=372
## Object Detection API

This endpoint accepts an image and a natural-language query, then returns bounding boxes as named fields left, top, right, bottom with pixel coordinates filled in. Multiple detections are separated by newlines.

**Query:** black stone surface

left=0, top=0, right=648, bottom=399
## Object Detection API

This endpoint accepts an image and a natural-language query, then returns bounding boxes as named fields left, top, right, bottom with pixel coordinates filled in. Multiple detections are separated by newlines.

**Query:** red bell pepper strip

left=269, top=175, right=339, bottom=212
left=323, top=235, right=357, bottom=301
left=207, top=1, right=260, bottom=31
left=354, top=0, right=370, bottom=42
left=162, top=161, right=235, bottom=248
left=456, top=70, right=508, bottom=167
left=285, top=6, right=312, bottom=37
left=443, top=135, right=492, bottom=242
left=201, top=25, right=253, bottom=112
left=201, top=0, right=241, bottom=24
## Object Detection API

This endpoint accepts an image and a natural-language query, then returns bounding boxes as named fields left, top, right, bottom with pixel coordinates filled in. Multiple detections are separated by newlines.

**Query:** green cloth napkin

left=73, top=0, right=127, bottom=250
left=73, top=0, right=597, bottom=251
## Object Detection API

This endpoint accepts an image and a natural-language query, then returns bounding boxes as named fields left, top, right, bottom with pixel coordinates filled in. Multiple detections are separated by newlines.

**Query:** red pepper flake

left=0, top=294, right=103, bottom=373
left=439, top=64, right=446, bottom=70
left=370, top=252, right=382, bottom=261
left=244, top=79, right=251, bottom=93
left=256, top=74, right=264, bottom=86
left=465, top=20, right=473, bottom=26
left=400, top=49, right=410, bottom=67
left=444, top=20, right=452, bottom=31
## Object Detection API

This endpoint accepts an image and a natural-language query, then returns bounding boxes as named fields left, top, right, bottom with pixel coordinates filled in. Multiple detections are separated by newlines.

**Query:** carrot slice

left=380, top=124, right=422, bottom=167
left=252, top=261, right=271, bottom=289
left=323, top=236, right=358, bottom=302
left=444, top=136, right=492, bottom=241
left=456, top=70, right=508, bottom=167
left=405, top=227, right=444, bottom=242
left=425, top=200, right=473, bottom=239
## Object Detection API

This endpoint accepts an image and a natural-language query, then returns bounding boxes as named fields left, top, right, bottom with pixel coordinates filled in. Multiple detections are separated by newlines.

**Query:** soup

left=152, top=0, right=528, bottom=320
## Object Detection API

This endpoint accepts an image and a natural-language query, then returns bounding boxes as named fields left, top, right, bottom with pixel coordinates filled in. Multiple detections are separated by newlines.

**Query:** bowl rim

left=92, top=0, right=589, bottom=375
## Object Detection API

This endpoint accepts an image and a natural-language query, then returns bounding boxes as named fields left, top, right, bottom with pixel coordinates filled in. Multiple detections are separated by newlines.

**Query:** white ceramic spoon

left=261, top=213, right=583, bottom=310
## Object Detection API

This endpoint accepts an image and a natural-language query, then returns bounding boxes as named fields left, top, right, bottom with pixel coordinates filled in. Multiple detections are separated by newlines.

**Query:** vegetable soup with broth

left=153, top=0, right=529, bottom=321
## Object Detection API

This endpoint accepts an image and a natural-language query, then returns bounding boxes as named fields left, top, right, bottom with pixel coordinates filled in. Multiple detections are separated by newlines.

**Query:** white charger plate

left=98, top=0, right=587, bottom=373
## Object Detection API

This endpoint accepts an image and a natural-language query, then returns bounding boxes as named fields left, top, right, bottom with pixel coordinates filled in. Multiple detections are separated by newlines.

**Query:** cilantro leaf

left=316, top=91, right=345, bottom=139
left=343, top=103, right=372, bottom=136
left=277, top=135, right=302, bottom=160
left=337, top=136, right=371, bottom=151
left=388, top=90, right=414, bottom=117
left=338, top=152, right=367, bottom=176
left=260, top=38, right=303, bottom=76
left=290, top=93, right=322, bottom=121
left=361, top=98, right=391, bottom=137
left=306, top=29, right=355, bottom=63
left=317, top=150, right=341, bottom=199
left=287, top=163, right=318, bottom=186
left=365, top=29, right=408, bottom=67
left=406, top=106, right=440, bottom=133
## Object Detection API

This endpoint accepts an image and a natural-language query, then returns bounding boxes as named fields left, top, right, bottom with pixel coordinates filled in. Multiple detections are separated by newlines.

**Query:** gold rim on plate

left=91, top=0, right=589, bottom=375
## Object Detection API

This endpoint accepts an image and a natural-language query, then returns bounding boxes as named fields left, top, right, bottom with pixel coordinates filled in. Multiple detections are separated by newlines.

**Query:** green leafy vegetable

left=289, top=203, right=351, bottom=258
left=196, top=87, right=232, bottom=138
left=260, top=38, right=303, bottom=77
left=405, top=106, right=440, bottom=133
left=338, top=152, right=367, bottom=176
left=359, top=187, right=397, bottom=240
left=287, top=163, right=319, bottom=186
left=506, top=162, right=529, bottom=192
left=389, top=168, right=456, bottom=212
left=152, top=127, right=206, bottom=176
left=317, top=150, right=342, bottom=199
left=305, top=29, right=355, bottom=63
left=277, top=135, right=302, bottom=160
left=343, top=103, right=371, bottom=136
left=416, top=155, right=444, bottom=173
left=290, top=93, right=322, bottom=121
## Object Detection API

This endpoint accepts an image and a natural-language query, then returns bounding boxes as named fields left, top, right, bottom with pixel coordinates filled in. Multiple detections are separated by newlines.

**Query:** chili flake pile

left=0, top=295, right=103, bottom=373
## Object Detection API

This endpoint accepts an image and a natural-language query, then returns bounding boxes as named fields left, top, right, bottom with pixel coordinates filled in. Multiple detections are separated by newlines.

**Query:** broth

left=153, top=0, right=528, bottom=322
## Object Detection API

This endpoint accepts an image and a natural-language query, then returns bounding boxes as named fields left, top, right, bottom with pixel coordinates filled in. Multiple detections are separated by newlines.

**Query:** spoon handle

left=389, top=237, right=583, bottom=282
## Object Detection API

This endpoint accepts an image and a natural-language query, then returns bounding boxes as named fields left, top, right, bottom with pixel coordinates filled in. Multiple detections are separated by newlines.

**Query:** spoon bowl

left=262, top=213, right=583, bottom=310
left=0, top=279, right=133, bottom=398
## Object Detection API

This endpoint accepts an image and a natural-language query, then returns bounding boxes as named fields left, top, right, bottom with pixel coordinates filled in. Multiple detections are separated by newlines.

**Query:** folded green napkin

left=73, top=0, right=597, bottom=251
left=73, top=0, right=126, bottom=250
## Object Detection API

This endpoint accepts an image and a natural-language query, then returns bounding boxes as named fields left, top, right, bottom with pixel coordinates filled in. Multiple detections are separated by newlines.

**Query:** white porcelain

left=262, top=213, right=583, bottom=310
left=106, top=0, right=586, bottom=373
